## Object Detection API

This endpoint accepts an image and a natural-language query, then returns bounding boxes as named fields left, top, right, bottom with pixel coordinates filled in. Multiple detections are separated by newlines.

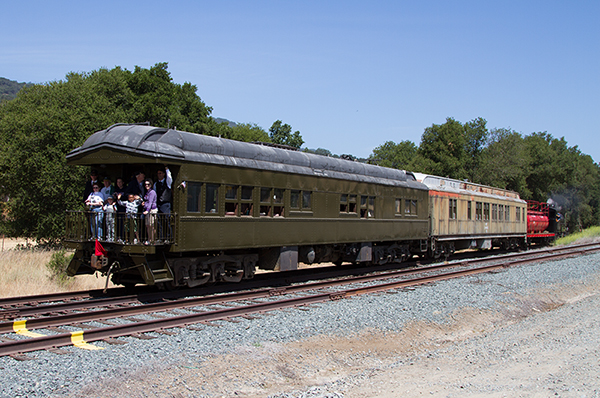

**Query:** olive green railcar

left=414, top=173, right=527, bottom=258
left=65, top=124, right=429, bottom=288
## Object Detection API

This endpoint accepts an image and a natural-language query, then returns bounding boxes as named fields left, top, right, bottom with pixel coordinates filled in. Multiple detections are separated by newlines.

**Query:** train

left=64, top=124, right=562, bottom=288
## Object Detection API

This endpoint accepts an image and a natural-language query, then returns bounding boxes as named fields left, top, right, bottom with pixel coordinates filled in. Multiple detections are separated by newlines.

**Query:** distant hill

left=0, top=77, right=32, bottom=102
left=213, top=117, right=237, bottom=127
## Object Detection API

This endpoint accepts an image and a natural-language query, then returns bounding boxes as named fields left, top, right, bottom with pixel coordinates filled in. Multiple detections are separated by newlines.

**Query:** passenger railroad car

left=414, top=173, right=528, bottom=258
left=65, top=124, right=430, bottom=288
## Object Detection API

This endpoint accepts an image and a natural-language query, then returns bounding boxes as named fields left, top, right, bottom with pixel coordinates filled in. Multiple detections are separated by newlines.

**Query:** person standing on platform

left=154, top=166, right=173, bottom=242
left=101, top=176, right=114, bottom=199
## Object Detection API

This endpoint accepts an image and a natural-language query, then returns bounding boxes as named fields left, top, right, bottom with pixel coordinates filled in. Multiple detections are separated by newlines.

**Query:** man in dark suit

left=125, top=171, right=146, bottom=197
left=83, top=170, right=99, bottom=201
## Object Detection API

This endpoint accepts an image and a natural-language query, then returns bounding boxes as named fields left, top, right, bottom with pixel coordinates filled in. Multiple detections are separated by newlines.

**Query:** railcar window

left=260, top=187, right=271, bottom=216
left=516, top=207, right=520, bottom=222
left=522, top=207, right=525, bottom=222
left=484, top=203, right=490, bottom=221
left=499, top=205, right=504, bottom=222
left=340, top=194, right=348, bottom=212
left=291, top=190, right=312, bottom=211
left=349, top=195, right=357, bottom=213
left=291, top=190, right=300, bottom=209
left=240, top=186, right=253, bottom=216
left=476, top=202, right=483, bottom=221
left=187, top=182, right=203, bottom=213
left=405, top=199, right=417, bottom=216
left=360, top=195, right=375, bottom=218
left=225, top=185, right=237, bottom=200
left=260, top=187, right=284, bottom=217
left=205, top=184, right=219, bottom=214
left=340, top=194, right=348, bottom=213
left=468, top=201, right=472, bottom=220
left=492, top=204, right=498, bottom=221
left=449, top=199, right=457, bottom=220
left=505, top=205, right=510, bottom=221
left=260, top=187, right=271, bottom=203
left=225, top=185, right=238, bottom=216
left=241, top=186, right=253, bottom=200
left=273, top=189, right=284, bottom=216
left=302, top=191, right=312, bottom=209
left=274, top=189, right=284, bottom=204
left=395, top=198, right=402, bottom=214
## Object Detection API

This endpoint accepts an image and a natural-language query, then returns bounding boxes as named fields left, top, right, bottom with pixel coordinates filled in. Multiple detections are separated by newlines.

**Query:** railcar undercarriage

left=66, top=238, right=433, bottom=288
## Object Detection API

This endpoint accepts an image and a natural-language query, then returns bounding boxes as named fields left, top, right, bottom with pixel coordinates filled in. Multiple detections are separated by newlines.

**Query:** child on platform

left=117, top=193, right=142, bottom=244
left=103, top=196, right=117, bottom=242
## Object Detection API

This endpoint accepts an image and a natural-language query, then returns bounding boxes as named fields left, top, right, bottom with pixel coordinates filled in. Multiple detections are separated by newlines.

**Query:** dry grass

left=0, top=238, right=108, bottom=298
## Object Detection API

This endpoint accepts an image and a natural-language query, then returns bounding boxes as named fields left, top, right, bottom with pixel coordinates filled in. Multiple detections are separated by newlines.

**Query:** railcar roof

left=67, top=124, right=427, bottom=190
left=413, top=172, right=526, bottom=203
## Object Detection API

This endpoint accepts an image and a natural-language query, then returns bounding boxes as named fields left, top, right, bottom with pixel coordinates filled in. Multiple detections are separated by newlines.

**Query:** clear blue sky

left=2, top=1, right=598, bottom=162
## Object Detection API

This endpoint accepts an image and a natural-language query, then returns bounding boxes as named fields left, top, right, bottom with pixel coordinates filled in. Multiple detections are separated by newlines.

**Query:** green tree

left=211, top=121, right=270, bottom=143
left=0, top=63, right=213, bottom=242
left=368, top=140, right=418, bottom=170
left=477, top=128, right=531, bottom=196
left=523, top=132, right=558, bottom=202
left=268, top=120, right=304, bottom=149
left=418, top=117, right=467, bottom=179
left=229, top=123, right=270, bottom=142
left=463, top=117, right=489, bottom=182
left=520, top=132, right=600, bottom=231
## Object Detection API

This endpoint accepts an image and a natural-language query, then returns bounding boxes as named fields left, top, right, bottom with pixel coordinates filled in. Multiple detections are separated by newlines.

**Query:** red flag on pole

left=95, top=239, right=107, bottom=257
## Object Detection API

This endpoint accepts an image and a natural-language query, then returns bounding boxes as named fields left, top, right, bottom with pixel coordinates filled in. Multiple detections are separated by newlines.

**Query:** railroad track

left=1, top=243, right=599, bottom=359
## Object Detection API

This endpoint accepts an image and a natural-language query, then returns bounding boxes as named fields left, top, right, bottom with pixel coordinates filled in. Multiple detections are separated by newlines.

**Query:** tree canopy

left=0, top=63, right=213, bottom=242
left=375, top=118, right=600, bottom=232
left=268, top=120, right=304, bottom=149
left=368, top=140, right=419, bottom=170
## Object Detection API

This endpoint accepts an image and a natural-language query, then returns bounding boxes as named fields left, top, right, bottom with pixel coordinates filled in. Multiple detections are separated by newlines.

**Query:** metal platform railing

left=65, top=211, right=176, bottom=245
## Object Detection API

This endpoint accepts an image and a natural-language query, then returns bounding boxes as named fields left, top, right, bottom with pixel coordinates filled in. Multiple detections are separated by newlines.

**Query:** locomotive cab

left=526, top=200, right=561, bottom=245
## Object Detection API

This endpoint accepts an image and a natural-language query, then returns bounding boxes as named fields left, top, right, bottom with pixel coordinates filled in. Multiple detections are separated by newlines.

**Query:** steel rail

left=0, top=288, right=127, bottom=308
left=1, top=244, right=599, bottom=357
left=1, top=243, right=599, bottom=332
left=1, top=241, right=596, bottom=311
left=0, top=296, right=142, bottom=320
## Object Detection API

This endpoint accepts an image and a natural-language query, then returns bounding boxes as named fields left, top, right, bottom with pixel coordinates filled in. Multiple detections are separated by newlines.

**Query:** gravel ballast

left=1, top=249, right=600, bottom=397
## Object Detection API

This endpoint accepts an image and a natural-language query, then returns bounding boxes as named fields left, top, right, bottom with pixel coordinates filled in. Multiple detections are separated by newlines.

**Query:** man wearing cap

left=101, top=176, right=115, bottom=199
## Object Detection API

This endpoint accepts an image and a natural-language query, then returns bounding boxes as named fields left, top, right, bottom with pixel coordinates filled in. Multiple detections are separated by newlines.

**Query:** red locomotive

left=527, top=200, right=562, bottom=245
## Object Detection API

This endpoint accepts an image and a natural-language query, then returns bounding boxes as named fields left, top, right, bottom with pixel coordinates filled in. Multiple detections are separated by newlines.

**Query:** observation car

left=65, top=124, right=430, bottom=288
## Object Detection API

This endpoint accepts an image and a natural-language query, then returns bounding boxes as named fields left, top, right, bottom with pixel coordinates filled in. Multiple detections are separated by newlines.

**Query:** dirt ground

left=79, top=271, right=600, bottom=398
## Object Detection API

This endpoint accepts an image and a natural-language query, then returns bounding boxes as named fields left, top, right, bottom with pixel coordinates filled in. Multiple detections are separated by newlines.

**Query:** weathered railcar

left=65, top=124, right=430, bottom=287
left=413, top=173, right=528, bottom=258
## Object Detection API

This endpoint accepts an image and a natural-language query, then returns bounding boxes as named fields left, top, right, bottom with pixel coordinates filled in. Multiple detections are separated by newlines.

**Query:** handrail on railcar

left=65, top=210, right=176, bottom=245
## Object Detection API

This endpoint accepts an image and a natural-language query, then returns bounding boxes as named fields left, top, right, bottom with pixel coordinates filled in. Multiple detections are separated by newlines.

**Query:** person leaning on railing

left=143, top=179, right=158, bottom=245
left=85, top=182, right=105, bottom=239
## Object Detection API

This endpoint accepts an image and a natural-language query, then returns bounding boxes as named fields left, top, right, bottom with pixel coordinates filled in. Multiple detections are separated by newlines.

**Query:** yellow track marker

left=70, top=330, right=104, bottom=351
left=13, top=320, right=46, bottom=338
